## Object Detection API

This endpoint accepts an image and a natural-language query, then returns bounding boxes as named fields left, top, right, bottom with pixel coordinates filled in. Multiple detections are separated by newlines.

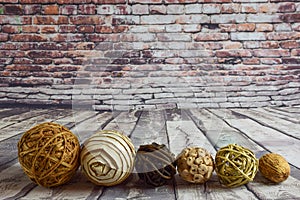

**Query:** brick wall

left=0, top=0, right=299, bottom=110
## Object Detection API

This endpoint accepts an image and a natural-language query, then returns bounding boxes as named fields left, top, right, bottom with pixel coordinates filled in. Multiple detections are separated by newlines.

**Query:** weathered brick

left=216, top=50, right=252, bottom=57
left=97, top=5, right=114, bottom=14
left=27, top=50, right=63, bottom=58
left=115, top=5, right=131, bottom=15
left=176, top=15, right=210, bottom=24
left=132, top=4, right=149, bottom=15
left=166, top=24, right=182, bottom=32
left=211, top=14, right=246, bottom=23
left=24, top=5, right=42, bottom=15
left=183, top=24, right=201, bottom=33
left=282, top=58, right=300, bottom=64
left=141, top=15, right=176, bottom=24
left=260, top=41, right=279, bottom=49
left=194, top=33, right=228, bottom=41
left=203, top=4, right=221, bottom=14
left=221, top=4, right=240, bottom=13
left=267, top=32, right=299, bottom=40
left=60, top=5, right=77, bottom=15
left=247, top=14, right=281, bottom=23
left=280, top=41, right=300, bottom=49
left=253, top=49, right=290, bottom=57
left=167, top=5, right=184, bottom=14
left=185, top=4, right=202, bottom=14
left=70, top=16, right=103, bottom=25
left=256, top=24, right=273, bottom=32
left=237, top=23, right=256, bottom=31
left=43, top=5, right=59, bottom=15
left=231, top=32, right=266, bottom=41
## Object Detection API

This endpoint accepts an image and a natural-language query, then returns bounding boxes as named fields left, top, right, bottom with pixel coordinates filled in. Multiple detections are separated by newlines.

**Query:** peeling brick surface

left=0, top=1, right=299, bottom=109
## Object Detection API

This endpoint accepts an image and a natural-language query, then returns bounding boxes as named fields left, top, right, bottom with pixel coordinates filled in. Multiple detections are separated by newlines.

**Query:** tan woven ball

left=18, top=122, right=80, bottom=187
left=215, top=144, right=258, bottom=187
left=176, top=147, right=214, bottom=184
left=80, top=130, right=136, bottom=186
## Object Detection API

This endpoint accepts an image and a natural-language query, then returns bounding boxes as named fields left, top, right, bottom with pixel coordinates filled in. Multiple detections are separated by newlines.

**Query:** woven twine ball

left=176, top=147, right=214, bottom=184
left=80, top=130, right=136, bottom=186
left=259, top=153, right=290, bottom=183
left=18, top=122, right=80, bottom=188
left=135, top=142, right=177, bottom=187
left=215, top=144, right=258, bottom=187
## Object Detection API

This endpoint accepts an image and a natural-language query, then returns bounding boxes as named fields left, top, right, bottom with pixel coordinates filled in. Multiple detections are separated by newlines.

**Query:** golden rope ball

left=18, top=122, right=80, bottom=188
left=215, top=144, right=258, bottom=187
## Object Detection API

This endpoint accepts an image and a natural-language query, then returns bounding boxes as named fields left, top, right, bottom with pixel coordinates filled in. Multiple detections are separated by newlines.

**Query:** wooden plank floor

left=0, top=106, right=300, bottom=200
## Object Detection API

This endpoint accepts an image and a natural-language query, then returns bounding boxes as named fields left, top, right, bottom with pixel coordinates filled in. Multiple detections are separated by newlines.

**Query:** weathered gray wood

left=262, top=107, right=300, bottom=124
left=232, top=108, right=300, bottom=140
left=275, top=106, right=300, bottom=114
left=0, top=109, right=73, bottom=142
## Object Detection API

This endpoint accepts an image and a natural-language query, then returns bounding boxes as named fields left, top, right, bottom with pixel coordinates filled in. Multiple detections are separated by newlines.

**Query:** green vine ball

left=215, top=144, right=258, bottom=187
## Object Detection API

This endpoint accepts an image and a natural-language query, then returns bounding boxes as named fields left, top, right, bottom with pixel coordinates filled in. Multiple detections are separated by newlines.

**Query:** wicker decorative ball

left=259, top=153, right=290, bottom=183
left=135, top=143, right=177, bottom=187
left=18, top=122, right=80, bottom=188
left=176, top=147, right=214, bottom=184
left=80, top=130, right=136, bottom=186
left=215, top=144, right=258, bottom=187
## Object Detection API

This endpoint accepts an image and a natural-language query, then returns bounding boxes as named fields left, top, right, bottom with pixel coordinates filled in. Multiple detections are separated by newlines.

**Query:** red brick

left=243, top=58, right=260, bottom=65
left=278, top=3, right=296, bottom=13
left=93, top=0, right=126, bottom=3
left=2, top=25, right=20, bottom=33
left=43, top=5, right=59, bottom=15
left=0, top=33, right=8, bottom=42
left=280, top=14, right=300, bottom=22
left=22, top=25, right=40, bottom=33
left=59, top=25, right=76, bottom=33
left=27, top=50, right=63, bottom=58
left=33, top=16, right=68, bottom=25
left=0, top=0, right=18, bottom=3
left=0, top=50, right=25, bottom=58
left=86, top=34, right=106, bottom=42
left=0, top=43, right=18, bottom=50
left=70, top=16, right=103, bottom=25
left=165, top=0, right=196, bottom=3
left=78, top=5, right=96, bottom=15
left=33, top=58, right=53, bottom=64
left=282, top=58, right=300, bottom=64
left=78, top=25, right=95, bottom=33
left=20, top=0, right=56, bottom=3
left=57, top=0, right=91, bottom=3
left=13, top=58, right=34, bottom=64
left=11, top=34, right=48, bottom=42
left=41, top=26, right=57, bottom=33
left=52, top=34, right=85, bottom=42
left=95, top=25, right=113, bottom=33
left=4, top=5, right=23, bottom=15
left=6, top=65, right=42, bottom=71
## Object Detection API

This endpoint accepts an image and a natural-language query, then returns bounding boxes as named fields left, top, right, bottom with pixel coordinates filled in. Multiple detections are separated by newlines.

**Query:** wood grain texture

left=0, top=107, right=300, bottom=200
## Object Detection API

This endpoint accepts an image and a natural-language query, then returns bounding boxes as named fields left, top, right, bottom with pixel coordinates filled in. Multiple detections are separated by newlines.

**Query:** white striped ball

left=80, top=130, right=136, bottom=186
